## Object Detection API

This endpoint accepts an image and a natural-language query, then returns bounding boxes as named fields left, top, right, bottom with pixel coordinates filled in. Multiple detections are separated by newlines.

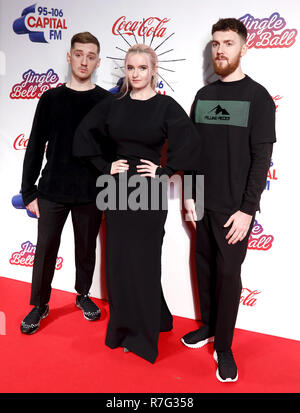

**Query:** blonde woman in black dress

left=74, top=44, right=201, bottom=363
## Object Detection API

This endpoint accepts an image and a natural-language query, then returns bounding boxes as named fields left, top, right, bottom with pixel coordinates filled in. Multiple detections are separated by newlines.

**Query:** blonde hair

left=120, top=44, right=158, bottom=96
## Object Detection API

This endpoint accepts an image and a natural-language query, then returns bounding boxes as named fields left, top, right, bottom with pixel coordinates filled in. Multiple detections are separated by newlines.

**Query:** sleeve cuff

left=102, top=162, right=112, bottom=175
left=240, top=200, right=258, bottom=215
left=22, top=189, right=38, bottom=207
left=90, top=157, right=111, bottom=175
left=156, top=166, right=175, bottom=177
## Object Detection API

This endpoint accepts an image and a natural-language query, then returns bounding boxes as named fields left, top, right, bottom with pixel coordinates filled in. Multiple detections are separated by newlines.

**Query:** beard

left=213, top=54, right=241, bottom=77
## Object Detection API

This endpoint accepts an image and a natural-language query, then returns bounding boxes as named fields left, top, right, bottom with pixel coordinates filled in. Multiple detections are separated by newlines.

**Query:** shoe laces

left=78, top=294, right=97, bottom=310
left=23, top=305, right=46, bottom=325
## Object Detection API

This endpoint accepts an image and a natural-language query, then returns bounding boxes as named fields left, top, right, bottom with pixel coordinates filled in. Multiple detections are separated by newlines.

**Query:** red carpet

left=0, top=276, right=299, bottom=394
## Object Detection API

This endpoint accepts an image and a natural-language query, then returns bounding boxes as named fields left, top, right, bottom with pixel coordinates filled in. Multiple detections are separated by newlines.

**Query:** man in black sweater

left=20, top=32, right=111, bottom=334
left=182, top=19, right=276, bottom=382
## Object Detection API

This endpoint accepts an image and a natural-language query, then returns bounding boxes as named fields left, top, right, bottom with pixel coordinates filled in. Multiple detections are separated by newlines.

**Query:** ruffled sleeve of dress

left=73, top=95, right=116, bottom=174
left=156, top=96, right=202, bottom=177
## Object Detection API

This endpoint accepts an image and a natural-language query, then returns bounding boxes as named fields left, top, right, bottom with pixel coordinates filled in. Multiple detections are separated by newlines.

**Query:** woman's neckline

left=128, top=92, right=158, bottom=102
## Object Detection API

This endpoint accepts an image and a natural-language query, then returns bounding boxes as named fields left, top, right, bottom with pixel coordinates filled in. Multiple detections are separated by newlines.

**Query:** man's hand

left=26, top=198, right=40, bottom=218
left=224, top=210, right=253, bottom=245
left=184, top=198, right=197, bottom=229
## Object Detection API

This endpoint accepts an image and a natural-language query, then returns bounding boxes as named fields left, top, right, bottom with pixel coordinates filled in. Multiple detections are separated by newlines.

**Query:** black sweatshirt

left=190, top=75, right=276, bottom=215
left=21, top=84, right=111, bottom=206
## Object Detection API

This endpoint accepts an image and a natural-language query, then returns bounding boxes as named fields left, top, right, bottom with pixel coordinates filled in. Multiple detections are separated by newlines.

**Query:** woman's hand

left=110, top=159, right=129, bottom=175
left=136, top=159, right=159, bottom=178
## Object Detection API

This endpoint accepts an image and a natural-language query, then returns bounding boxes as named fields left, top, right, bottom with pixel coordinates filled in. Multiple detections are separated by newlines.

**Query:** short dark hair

left=212, top=18, right=247, bottom=42
left=71, top=32, right=100, bottom=54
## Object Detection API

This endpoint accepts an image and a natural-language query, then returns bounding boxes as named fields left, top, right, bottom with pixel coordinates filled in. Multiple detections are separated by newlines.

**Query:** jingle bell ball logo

left=248, top=220, right=274, bottom=251
left=239, top=12, right=297, bottom=48
left=9, top=241, right=63, bottom=270
left=10, top=69, right=62, bottom=99
left=13, top=4, right=67, bottom=43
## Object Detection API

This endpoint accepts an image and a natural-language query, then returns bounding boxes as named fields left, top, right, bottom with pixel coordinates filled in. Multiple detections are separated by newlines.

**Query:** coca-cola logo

left=13, top=133, right=28, bottom=150
left=9, top=241, right=63, bottom=270
left=10, top=68, right=62, bottom=99
left=109, top=16, right=185, bottom=94
left=239, top=12, right=297, bottom=48
left=112, top=16, right=170, bottom=38
left=272, top=95, right=283, bottom=111
left=13, top=133, right=48, bottom=151
left=248, top=220, right=274, bottom=251
left=240, top=288, right=261, bottom=307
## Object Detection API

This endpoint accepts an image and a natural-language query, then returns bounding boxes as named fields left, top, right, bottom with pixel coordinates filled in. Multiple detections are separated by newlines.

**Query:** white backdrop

left=0, top=0, right=299, bottom=342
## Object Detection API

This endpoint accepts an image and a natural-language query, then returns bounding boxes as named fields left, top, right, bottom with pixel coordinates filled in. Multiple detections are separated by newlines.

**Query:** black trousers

left=195, top=209, right=254, bottom=351
left=30, top=198, right=102, bottom=306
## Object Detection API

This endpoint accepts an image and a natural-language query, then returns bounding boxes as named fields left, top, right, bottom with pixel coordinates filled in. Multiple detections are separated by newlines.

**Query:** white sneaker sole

left=213, top=351, right=238, bottom=383
left=181, top=336, right=214, bottom=349
left=75, top=302, right=100, bottom=321
left=21, top=306, right=49, bottom=335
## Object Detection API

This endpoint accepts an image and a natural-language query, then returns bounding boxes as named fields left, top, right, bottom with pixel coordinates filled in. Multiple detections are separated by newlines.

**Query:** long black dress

left=74, top=92, right=201, bottom=363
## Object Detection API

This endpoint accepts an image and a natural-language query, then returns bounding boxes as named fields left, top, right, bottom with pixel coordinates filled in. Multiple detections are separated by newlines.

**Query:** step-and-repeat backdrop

left=1, top=0, right=299, bottom=341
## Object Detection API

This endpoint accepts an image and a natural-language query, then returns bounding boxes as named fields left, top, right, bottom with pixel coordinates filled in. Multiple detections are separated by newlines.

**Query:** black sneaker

left=181, top=325, right=214, bottom=348
left=20, top=304, right=49, bottom=335
left=213, top=350, right=238, bottom=382
left=76, top=294, right=101, bottom=321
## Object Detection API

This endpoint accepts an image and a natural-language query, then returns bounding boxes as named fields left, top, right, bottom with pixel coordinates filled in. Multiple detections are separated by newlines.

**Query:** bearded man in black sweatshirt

left=182, top=19, right=276, bottom=382
left=20, top=32, right=111, bottom=334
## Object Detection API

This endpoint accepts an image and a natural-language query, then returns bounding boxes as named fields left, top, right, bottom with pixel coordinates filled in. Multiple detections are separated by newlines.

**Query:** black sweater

left=190, top=75, right=276, bottom=215
left=73, top=93, right=201, bottom=178
left=21, top=84, right=111, bottom=206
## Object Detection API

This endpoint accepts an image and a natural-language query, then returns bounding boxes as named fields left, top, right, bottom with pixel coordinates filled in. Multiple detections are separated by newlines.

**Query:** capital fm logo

left=9, top=241, right=63, bottom=270
left=13, top=4, right=67, bottom=43
left=239, top=12, right=297, bottom=48
left=248, top=220, right=274, bottom=251
left=109, top=16, right=186, bottom=94
left=10, top=68, right=63, bottom=99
